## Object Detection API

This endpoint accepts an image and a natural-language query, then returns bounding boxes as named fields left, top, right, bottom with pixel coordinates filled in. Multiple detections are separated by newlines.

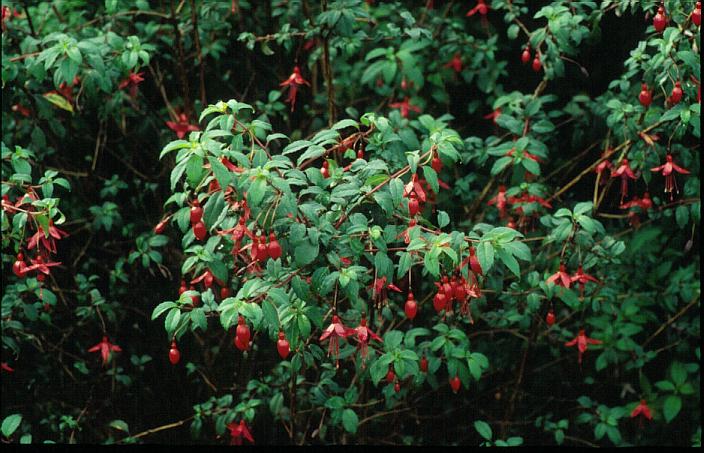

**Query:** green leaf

left=43, top=92, right=74, bottom=113
left=109, top=419, right=129, bottom=432
left=474, top=420, right=492, bottom=441
left=151, top=302, right=177, bottom=320
left=476, top=241, right=494, bottom=273
left=342, top=409, right=359, bottom=434
left=1, top=414, right=22, bottom=437
left=663, top=395, right=682, bottom=423
left=295, top=241, right=319, bottom=266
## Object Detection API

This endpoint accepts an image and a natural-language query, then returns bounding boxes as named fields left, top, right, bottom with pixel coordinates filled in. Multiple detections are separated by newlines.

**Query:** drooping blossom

left=190, top=269, right=214, bottom=289
left=650, top=154, right=690, bottom=200
left=27, top=220, right=69, bottom=255
left=610, top=159, right=638, bottom=204
left=564, top=329, right=602, bottom=365
left=547, top=263, right=571, bottom=288
left=319, top=315, right=353, bottom=368
left=371, top=276, right=402, bottom=309
left=466, top=0, right=489, bottom=17
left=483, top=108, right=501, bottom=125
left=571, top=265, right=599, bottom=298
left=226, top=420, right=254, bottom=445
left=279, top=66, right=310, bottom=112
left=620, top=192, right=653, bottom=211
left=88, top=336, right=122, bottom=366
left=166, top=113, right=200, bottom=139
left=1, top=362, right=14, bottom=373
left=389, top=97, right=421, bottom=118
left=351, top=315, right=382, bottom=365
left=23, top=256, right=62, bottom=277
left=630, top=399, right=653, bottom=421
left=118, top=71, right=145, bottom=98
left=487, top=185, right=508, bottom=218
left=444, top=53, right=463, bottom=73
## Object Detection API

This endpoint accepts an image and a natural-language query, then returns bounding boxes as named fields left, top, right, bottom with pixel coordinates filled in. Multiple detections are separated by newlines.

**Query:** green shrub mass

left=1, top=0, right=700, bottom=446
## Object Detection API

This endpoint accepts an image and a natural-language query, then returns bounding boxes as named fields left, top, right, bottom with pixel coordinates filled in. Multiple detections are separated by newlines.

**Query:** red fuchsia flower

left=88, top=336, right=122, bottom=366
left=351, top=315, right=382, bottom=365
left=319, top=315, right=353, bottom=368
left=403, top=173, right=427, bottom=204
left=483, top=108, right=501, bottom=125
left=692, top=2, right=701, bottom=27
left=396, top=219, right=417, bottom=244
left=637, top=192, right=653, bottom=210
left=564, top=329, right=602, bottom=365
left=594, top=149, right=613, bottom=183
left=668, top=81, right=683, bottom=105
left=118, top=71, right=145, bottom=98
left=487, top=185, right=508, bottom=219
left=226, top=420, right=254, bottom=445
left=459, top=246, right=483, bottom=276
left=1, top=362, right=14, bottom=373
left=638, top=83, right=652, bottom=107
left=166, top=113, right=200, bottom=139
left=220, top=156, right=244, bottom=173
left=23, top=256, right=62, bottom=277
left=547, top=263, right=572, bottom=288
left=620, top=192, right=653, bottom=211
left=630, top=399, right=653, bottom=421
left=506, top=147, right=542, bottom=164
left=571, top=265, right=599, bottom=299
left=27, top=220, right=69, bottom=255
left=611, top=159, right=638, bottom=204
left=466, top=0, right=489, bottom=17
left=11, top=103, right=31, bottom=117
left=371, top=276, right=402, bottom=308
left=1, top=6, right=10, bottom=32
left=389, top=97, right=421, bottom=118
left=444, top=53, right=463, bottom=73
left=190, top=269, right=214, bottom=289
left=650, top=154, right=690, bottom=200
left=279, top=66, right=310, bottom=112
left=653, top=6, right=667, bottom=33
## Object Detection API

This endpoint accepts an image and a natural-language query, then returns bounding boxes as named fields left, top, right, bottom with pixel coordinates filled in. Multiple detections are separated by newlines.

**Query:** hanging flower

left=571, top=265, right=599, bottom=298
left=118, top=71, right=145, bottom=98
left=389, top=97, right=421, bottom=118
left=466, top=0, right=489, bottom=17
left=166, top=113, right=200, bottom=139
left=444, top=53, right=463, bottom=73
left=280, top=66, right=310, bottom=112
left=370, top=276, right=402, bottom=309
left=319, top=315, right=353, bottom=368
left=564, top=329, right=601, bottom=365
left=610, top=159, right=638, bottom=204
left=487, top=185, right=508, bottom=218
left=226, top=420, right=255, bottom=445
left=1, top=362, right=14, bottom=373
left=88, top=336, right=122, bottom=366
left=547, top=263, right=572, bottom=288
left=483, top=108, right=501, bottom=125
left=22, top=256, right=62, bottom=277
left=650, top=154, right=690, bottom=201
left=630, top=399, right=653, bottom=421
left=351, top=315, right=382, bottom=365
left=26, top=220, right=69, bottom=255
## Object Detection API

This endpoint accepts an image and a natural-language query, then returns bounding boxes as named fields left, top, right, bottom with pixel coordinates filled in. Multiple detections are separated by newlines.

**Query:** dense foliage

left=1, top=0, right=700, bottom=446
